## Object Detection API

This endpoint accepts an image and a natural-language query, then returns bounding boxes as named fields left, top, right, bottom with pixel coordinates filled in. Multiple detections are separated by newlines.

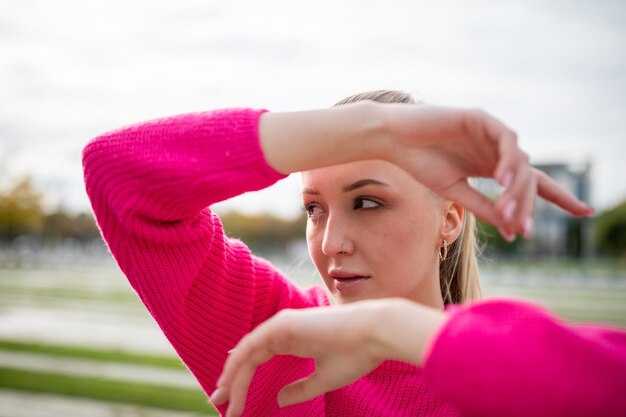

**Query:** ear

left=440, top=202, right=464, bottom=244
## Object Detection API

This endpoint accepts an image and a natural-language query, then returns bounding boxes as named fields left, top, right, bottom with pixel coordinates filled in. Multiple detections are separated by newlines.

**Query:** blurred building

left=475, top=162, right=593, bottom=258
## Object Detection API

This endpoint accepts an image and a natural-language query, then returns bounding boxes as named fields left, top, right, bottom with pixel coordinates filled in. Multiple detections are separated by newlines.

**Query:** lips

left=328, top=269, right=370, bottom=292
left=329, top=270, right=369, bottom=280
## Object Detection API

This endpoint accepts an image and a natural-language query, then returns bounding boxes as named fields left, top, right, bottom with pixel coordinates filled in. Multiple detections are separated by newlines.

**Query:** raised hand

left=211, top=299, right=445, bottom=417
left=381, top=105, right=593, bottom=239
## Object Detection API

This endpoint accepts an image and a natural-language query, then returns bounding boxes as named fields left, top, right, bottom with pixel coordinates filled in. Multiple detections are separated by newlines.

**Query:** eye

left=303, top=203, right=324, bottom=219
left=354, top=197, right=382, bottom=210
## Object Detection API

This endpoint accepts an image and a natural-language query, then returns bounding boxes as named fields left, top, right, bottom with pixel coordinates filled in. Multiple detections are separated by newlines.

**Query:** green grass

left=479, top=257, right=626, bottom=278
left=0, top=340, right=185, bottom=370
left=0, top=283, right=137, bottom=303
left=483, top=285, right=626, bottom=327
left=0, top=367, right=218, bottom=415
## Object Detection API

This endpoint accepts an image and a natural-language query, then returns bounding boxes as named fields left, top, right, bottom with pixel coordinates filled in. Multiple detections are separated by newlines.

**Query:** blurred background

left=1, top=0, right=625, bottom=415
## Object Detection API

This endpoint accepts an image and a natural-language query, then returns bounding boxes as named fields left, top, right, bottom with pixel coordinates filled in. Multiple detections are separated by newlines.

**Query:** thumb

left=277, top=373, right=330, bottom=408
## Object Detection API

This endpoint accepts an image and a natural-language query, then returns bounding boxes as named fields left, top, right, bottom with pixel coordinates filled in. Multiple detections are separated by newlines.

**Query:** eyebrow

left=343, top=179, right=389, bottom=192
left=302, top=187, right=320, bottom=195
left=302, top=178, right=389, bottom=195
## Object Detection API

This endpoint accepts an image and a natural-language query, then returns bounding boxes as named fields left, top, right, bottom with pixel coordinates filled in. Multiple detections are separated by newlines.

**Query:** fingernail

left=498, top=227, right=516, bottom=243
left=502, top=200, right=517, bottom=222
left=210, top=388, right=222, bottom=404
left=522, top=217, right=533, bottom=239
left=500, top=171, right=513, bottom=189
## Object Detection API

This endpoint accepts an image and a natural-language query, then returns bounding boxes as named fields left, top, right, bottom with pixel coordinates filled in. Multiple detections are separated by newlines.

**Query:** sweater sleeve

left=423, top=298, right=626, bottom=417
left=82, top=108, right=329, bottom=395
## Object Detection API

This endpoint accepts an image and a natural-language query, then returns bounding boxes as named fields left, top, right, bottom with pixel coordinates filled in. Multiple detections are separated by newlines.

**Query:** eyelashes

left=303, top=203, right=323, bottom=218
left=302, top=197, right=383, bottom=219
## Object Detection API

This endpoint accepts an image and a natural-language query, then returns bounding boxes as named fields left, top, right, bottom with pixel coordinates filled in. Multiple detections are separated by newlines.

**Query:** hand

left=210, top=299, right=446, bottom=417
left=381, top=105, right=593, bottom=239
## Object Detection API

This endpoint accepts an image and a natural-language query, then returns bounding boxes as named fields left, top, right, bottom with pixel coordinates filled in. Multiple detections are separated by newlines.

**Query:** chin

left=333, top=292, right=374, bottom=305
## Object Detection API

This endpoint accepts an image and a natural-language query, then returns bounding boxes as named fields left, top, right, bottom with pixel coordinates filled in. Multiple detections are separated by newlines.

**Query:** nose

left=321, top=213, right=354, bottom=256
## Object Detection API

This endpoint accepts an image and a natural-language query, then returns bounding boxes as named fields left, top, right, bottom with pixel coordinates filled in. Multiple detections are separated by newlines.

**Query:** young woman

left=82, top=90, right=607, bottom=417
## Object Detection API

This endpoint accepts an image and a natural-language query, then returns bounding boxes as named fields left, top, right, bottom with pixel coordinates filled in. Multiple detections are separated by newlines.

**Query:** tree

left=0, top=178, right=44, bottom=241
left=220, top=211, right=306, bottom=250
left=595, top=200, right=626, bottom=257
left=476, top=220, right=524, bottom=257
left=42, top=211, right=100, bottom=243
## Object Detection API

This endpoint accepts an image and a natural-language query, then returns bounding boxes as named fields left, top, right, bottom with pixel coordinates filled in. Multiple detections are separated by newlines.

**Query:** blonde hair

left=334, top=90, right=482, bottom=305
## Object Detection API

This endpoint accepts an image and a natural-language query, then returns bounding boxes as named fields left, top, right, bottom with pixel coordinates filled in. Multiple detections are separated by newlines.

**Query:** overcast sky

left=1, top=0, right=624, bottom=218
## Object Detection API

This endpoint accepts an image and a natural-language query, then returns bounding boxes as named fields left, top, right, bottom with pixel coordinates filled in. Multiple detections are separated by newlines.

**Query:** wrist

left=407, top=303, right=448, bottom=366
left=363, top=298, right=418, bottom=362
left=369, top=298, right=448, bottom=366
left=349, top=101, right=392, bottom=162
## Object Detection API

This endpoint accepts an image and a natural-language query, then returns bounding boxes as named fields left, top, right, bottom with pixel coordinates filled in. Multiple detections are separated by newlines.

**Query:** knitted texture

left=425, top=299, right=626, bottom=417
left=83, top=108, right=626, bottom=417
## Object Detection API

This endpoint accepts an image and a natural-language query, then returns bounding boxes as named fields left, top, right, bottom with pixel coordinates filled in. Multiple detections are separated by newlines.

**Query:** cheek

left=306, top=223, right=323, bottom=263
left=373, top=214, right=439, bottom=265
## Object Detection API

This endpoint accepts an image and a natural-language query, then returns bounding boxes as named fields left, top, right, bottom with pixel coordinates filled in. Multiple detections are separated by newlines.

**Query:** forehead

left=301, top=160, right=422, bottom=192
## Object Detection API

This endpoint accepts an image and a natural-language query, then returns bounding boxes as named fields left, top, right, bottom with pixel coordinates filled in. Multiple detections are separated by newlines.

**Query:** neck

left=410, top=269, right=445, bottom=311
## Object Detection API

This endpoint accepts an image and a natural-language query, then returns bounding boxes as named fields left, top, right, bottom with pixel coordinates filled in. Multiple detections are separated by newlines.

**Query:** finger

left=224, top=362, right=258, bottom=417
left=493, top=133, right=519, bottom=186
left=216, top=332, right=274, bottom=404
left=534, top=169, right=594, bottom=217
left=496, top=151, right=531, bottom=233
left=483, top=116, right=519, bottom=186
left=437, top=180, right=504, bottom=228
left=222, top=312, right=325, bottom=415
left=513, top=169, right=537, bottom=238
left=223, top=339, right=278, bottom=416
left=217, top=310, right=311, bottom=406
left=278, top=372, right=335, bottom=408
left=216, top=339, right=253, bottom=396
left=219, top=315, right=284, bottom=386
left=509, top=164, right=535, bottom=233
left=210, top=385, right=229, bottom=406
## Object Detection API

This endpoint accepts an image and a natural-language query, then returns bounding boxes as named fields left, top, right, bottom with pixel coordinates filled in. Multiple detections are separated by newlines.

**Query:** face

left=302, top=160, right=447, bottom=306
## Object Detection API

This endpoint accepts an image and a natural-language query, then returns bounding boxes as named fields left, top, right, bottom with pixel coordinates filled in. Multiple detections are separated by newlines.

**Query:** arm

left=86, top=102, right=587, bottom=234
left=260, top=103, right=593, bottom=237
left=82, top=109, right=329, bottom=396
left=214, top=299, right=626, bottom=417
left=423, top=299, right=626, bottom=417
left=211, top=298, right=438, bottom=416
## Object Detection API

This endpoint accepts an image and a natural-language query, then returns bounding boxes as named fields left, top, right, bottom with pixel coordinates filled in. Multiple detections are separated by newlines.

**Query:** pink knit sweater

left=83, top=108, right=626, bottom=417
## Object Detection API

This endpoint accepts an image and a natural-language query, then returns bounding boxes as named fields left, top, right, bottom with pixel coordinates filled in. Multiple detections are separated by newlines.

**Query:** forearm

left=259, top=101, right=391, bottom=174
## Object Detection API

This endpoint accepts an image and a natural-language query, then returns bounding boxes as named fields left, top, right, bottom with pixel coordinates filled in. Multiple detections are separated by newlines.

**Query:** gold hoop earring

left=439, top=240, right=448, bottom=261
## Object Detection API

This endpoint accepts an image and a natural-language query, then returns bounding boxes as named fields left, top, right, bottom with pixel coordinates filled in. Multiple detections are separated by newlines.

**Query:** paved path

left=0, top=351, right=199, bottom=388
left=0, top=306, right=174, bottom=355
left=0, top=389, right=211, bottom=417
